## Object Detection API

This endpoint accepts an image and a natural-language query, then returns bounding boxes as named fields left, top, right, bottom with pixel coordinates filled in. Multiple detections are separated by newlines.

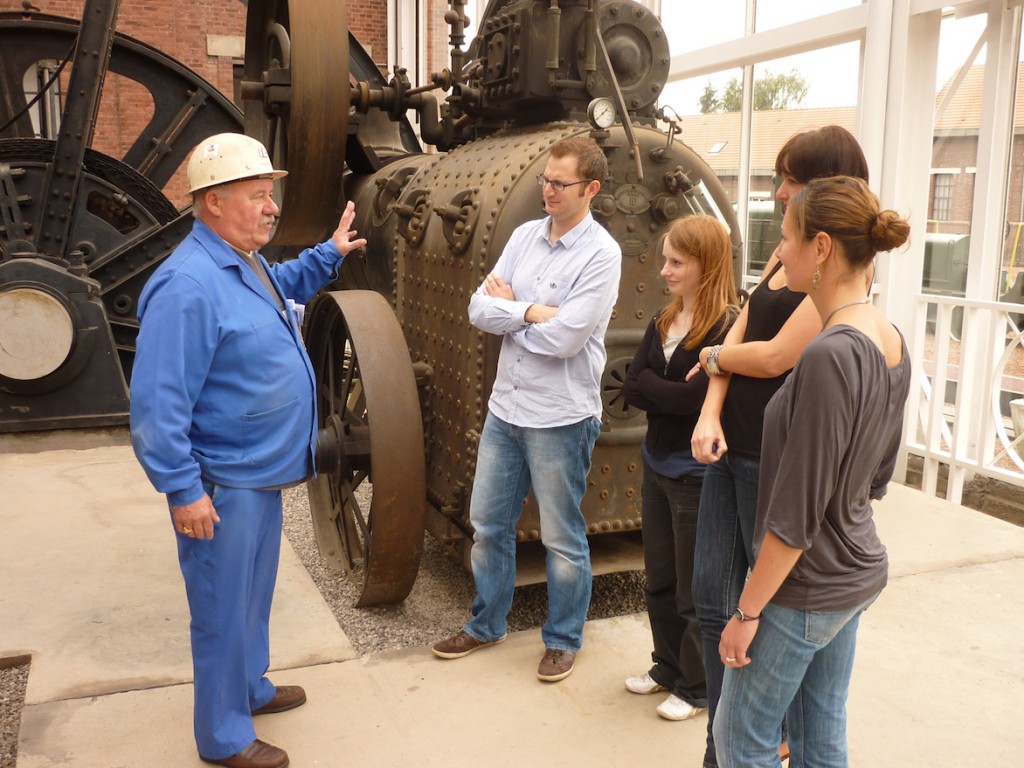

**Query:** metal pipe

left=546, top=0, right=561, bottom=70
left=593, top=21, right=643, bottom=181
left=581, top=0, right=596, bottom=73
left=447, top=0, right=468, bottom=85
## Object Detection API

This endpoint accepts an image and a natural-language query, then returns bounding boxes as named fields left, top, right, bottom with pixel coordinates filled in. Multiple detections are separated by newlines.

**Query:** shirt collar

left=192, top=219, right=262, bottom=269
left=539, top=211, right=596, bottom=249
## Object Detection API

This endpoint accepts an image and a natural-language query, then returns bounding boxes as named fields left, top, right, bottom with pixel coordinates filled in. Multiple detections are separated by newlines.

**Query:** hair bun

left=871, top=209, right=910, bottom=252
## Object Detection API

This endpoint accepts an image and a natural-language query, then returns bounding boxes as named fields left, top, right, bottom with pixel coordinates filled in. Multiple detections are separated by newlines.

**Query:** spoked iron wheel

left=305, top=290, right=426, bottom=606
left=0, top=11, right=243, bottom=191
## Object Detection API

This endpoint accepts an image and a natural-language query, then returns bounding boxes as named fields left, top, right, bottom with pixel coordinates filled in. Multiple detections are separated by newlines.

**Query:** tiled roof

left=934, top=62, right=1024, bottom=132
left=678, top=108, right=857, bottom=174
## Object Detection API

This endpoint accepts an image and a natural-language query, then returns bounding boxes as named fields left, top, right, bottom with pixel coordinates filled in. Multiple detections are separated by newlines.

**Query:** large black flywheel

left=240, top=0, right=422, bottom=248
left=0, top=138, right=186, bottom=426
left=0, top=8, right=243, bottom=432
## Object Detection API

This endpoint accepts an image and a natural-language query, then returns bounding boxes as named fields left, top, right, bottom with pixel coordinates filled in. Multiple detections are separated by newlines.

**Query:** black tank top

left=721, top=260, right=807, bottom=460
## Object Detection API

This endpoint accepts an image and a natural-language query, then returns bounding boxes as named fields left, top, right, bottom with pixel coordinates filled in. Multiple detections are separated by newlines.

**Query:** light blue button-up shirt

left=468, top=212, right=621, bottom=428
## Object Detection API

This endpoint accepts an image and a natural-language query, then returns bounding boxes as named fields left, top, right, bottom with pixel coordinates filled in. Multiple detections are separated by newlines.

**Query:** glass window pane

left=660, top=70, right=744, bottom=119
left=754, top=0, right=861, bottom=34
left=463, top=0, right=489, bottom=41
left=929, top=13, right=985, bottom=300
left=1001, top=18, right=1024, bottom=309
left=666, top=44, right=860, bottom=278
left=660, top=1, right=746, bottom=53
left=930, top=174, right=955, bottom=222
left=21, top=61, right=62, bottom=139
left=753, top=43, right=860, bottom=109
left=661, top=69, right=743, bottom=214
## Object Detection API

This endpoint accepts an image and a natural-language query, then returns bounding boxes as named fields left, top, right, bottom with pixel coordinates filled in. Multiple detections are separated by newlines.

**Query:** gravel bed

left=0, top=486, right=647, bottom=768
left=281, top=485, right=648, bottom=655
left=0, top=661, right=29, bottom=768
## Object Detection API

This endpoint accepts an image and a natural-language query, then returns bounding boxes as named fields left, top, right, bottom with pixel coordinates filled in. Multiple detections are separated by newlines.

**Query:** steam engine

left=0, top=0, right=742, bottom=605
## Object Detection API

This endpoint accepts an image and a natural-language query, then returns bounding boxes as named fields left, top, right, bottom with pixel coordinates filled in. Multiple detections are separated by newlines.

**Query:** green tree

left=699, top=82, right=719, bottom=113
left=699, top=69, right=810, bottom=113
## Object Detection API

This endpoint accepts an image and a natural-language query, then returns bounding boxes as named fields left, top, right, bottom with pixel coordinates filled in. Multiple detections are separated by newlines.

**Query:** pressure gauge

left=587, top=97, right=616, bottom=129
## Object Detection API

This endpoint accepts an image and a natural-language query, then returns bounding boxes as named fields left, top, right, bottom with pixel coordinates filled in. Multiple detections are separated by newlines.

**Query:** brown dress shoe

left=537, top=648, right=575, bottom=681
left=200, top=739, right=289, bottom=768
left=431, top=630, right=506, bottom=659
left=252, top=685, right=307, bottom=715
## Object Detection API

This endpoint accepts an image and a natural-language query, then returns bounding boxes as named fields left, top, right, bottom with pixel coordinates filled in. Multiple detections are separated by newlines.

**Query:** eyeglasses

left=536, top=174, right=592, bottom=192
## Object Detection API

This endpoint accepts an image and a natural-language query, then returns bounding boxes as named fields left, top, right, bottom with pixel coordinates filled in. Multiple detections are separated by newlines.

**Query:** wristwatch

left=734, top=606, right=761, bottom=622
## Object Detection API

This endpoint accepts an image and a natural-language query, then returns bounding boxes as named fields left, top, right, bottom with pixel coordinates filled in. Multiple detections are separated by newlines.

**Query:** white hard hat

left=187, top=133, right=288, bottom=194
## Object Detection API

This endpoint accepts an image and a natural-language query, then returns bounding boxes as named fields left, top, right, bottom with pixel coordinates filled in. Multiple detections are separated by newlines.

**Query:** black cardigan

left=622, top=312, right=733, bottom=457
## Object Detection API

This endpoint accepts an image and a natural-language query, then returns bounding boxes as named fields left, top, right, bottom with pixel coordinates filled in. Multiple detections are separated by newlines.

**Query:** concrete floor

left=2, top=435, right=1023, bottom=767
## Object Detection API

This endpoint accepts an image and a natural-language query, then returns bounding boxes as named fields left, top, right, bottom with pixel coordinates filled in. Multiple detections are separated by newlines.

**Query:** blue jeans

left=640, top=462, right=707, bottom=706
left=693, top=454, right=761, bottom=767
left=465, top=413, right=601, bottom=652
left=177, top=482, right=281, bottom=759
left=713, top=597, right=878, bottom=768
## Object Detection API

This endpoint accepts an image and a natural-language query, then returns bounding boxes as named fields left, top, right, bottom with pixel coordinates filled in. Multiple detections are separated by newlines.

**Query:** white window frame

left=665, top=0, right=1024, bottom=500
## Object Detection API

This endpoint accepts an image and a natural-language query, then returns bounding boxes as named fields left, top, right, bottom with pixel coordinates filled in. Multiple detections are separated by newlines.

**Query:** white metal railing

left=902, top=294, right=1024, bottom=503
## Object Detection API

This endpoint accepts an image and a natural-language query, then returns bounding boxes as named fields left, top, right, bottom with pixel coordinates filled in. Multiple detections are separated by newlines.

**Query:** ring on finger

left=725, top=656, right=737, bottom=663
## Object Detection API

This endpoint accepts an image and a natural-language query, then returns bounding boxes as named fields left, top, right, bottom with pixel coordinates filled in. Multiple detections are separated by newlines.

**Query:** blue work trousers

left=176, top=482, right=281, bottom=759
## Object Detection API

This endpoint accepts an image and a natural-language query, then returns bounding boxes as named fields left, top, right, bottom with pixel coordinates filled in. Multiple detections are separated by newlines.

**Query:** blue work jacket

left=130, top=219, right=343, bottom=508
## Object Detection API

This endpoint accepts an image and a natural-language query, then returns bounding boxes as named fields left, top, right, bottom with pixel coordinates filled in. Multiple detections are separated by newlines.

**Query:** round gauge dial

left=587, top=97, right=617, bottom=129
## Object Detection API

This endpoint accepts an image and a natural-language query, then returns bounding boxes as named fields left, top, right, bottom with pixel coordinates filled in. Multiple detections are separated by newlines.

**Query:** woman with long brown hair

left=622, top=214, right=738, bottom=721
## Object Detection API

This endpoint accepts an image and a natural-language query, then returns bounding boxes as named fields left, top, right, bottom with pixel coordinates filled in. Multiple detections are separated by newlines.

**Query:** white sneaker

left=624, top=672, right=666, bottom=695
left=656, top=694, right=706, bottom=721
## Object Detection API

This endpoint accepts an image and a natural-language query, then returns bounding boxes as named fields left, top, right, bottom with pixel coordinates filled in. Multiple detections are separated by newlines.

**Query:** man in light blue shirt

left=432, top=137, right=621, bottom=682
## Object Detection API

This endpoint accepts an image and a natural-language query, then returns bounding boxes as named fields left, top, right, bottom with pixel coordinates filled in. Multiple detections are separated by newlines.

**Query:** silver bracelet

left=705, top=344, right=724, bottom=376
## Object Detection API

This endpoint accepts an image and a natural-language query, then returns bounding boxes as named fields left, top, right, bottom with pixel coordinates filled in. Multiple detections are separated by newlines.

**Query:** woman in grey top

left=713, top=176, right=912, bottom=768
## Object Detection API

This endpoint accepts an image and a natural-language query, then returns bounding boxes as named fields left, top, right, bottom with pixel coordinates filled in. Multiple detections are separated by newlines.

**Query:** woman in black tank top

left=718, top=260, right=806, bottom=461
left=621, top=215, right=737, bottom=722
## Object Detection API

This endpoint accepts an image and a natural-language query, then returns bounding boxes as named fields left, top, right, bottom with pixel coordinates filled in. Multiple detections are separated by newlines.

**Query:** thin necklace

left=824, top=298, right=871, bottom=327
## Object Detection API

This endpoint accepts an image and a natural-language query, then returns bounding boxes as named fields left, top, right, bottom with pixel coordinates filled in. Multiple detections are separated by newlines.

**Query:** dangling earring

left=812, top=266, right=821, bottom=290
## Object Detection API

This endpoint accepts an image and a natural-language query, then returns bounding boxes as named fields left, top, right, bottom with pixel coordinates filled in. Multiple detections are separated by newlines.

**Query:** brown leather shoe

left=431, top=630, right=506, bottom=659
left=200, top=739, right=289, bottom=768
left=537, top=648, right=575, bottom=682
left=252, top=685, right=306, bottom=715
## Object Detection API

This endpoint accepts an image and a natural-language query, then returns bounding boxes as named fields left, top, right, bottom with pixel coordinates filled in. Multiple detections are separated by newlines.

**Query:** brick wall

left=427, top=0, right=453, bottom=79
left=347, top=0, right=387, bottom=67
left=929, top=132, right=1024, bottom=274
left=0, top=0, right=247, bottom=204
left=0, top=0, right=391, bottom=206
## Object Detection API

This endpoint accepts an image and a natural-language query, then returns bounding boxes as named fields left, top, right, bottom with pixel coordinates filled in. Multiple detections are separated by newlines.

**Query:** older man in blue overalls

left=131, top=133, right=365, bottom=768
